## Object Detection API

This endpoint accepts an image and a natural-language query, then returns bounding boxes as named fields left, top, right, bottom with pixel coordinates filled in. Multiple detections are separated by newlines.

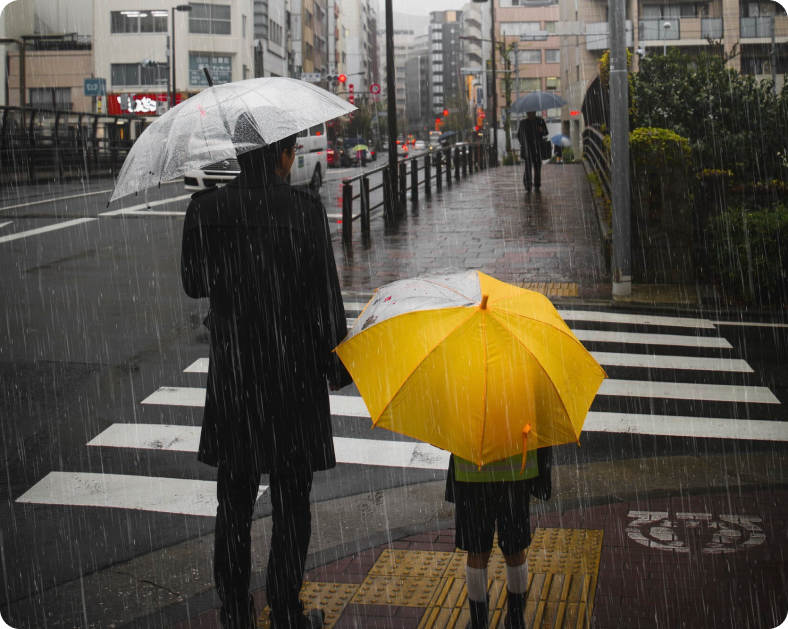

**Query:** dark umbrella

left=439, top=131, right=458, bottom=141
left=510, top=92, right=568, bottom=115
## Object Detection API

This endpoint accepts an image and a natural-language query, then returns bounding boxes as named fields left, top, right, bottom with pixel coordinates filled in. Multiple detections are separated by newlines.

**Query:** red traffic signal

left=338, top=74, right=347, bottom=83
left=436, top=118, right=441, bottom=123
left=442, top=109, right=449, bottom=117
left=474, top=125, right=479, bottom=131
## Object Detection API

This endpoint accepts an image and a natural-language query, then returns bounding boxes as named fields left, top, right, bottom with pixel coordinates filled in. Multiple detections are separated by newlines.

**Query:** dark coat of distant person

left=181, top=171, right=352, bottom=475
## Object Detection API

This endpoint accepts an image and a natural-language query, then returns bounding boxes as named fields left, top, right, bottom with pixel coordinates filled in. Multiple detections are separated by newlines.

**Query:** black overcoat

left=181, top=171, right=352, bottom=474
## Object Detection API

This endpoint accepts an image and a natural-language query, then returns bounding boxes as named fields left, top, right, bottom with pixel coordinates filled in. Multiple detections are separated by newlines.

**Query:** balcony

left=740, top=15, right=788, bottom=40
left=586, top=21, right=633, bottom=50
left=639, top=18, right=723, bottom=44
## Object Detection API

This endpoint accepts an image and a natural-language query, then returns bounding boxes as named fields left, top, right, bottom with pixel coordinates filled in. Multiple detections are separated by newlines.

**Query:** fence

left=0, top=106, right=151, bottom=186
left=582, top=126, right=611, bottom=206
left=339, top=142, right=492, bottom=245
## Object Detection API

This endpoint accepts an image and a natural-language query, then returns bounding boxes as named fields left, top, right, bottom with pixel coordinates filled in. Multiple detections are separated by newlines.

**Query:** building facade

left=405, top=37, right=430, bottom=135
left=253, top=0, right=287, bottom=77
left=429, top=10, right=465, bottom=118
left=92, top=0, right=254, bottom=115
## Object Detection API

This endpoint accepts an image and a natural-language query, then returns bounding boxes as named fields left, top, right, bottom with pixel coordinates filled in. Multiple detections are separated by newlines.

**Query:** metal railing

left=582, top=126, right=611, bottom=204
left=0, top=106, right=151, bottom=185
left=339, top=142, right=491, bottom=245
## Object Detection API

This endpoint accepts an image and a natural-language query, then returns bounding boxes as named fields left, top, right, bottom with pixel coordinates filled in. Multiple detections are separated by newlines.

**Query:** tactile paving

left=527, top=528, right=603, bottom=574
left=369, top=549, right=454, bottom=578
left=351, top=574, right=443, bottom=607
left=256, top=582, right=359, bottom=628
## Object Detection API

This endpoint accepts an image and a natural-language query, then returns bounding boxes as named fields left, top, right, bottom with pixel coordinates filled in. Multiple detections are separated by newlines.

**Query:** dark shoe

left=534, top=185, right=541, bottom=191
left=525, top=187, right=531, bottom=192
left=465, top=597, right=489, bottom=629
left=503, top=591, right=526, bottom=629
left=220, top=598, right=256, bottom=629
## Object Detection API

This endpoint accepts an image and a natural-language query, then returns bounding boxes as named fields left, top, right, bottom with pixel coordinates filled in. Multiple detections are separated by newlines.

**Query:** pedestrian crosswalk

left=15, top=308, right=787, bottom=518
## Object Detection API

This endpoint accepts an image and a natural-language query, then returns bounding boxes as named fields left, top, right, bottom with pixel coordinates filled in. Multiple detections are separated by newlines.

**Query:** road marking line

left=0, top=221, right=12, bottom=230
left=598, top=379, right=780, bottom=404
left=711, top=320, right=788, bottom=329
left=590, top=352, right=754, bottom=373
left=558, top=310, right=715, bottom=329
left=0, top=218, right=97, bottom=245
left=0, top=179, right=183, bottom=212
left=184, top=358, right=209, bottom=373
left=15, top=471, right=266, bottom=517
left=344, top=302, right=371, bottom=311
left=87, top=425, right=451, bottom=469
left=572, top=329, right=732, bottom=349
left=100, top=193, right=193, bottom=217
left=585, top=411, right=788, bottom=441
left=141, top=387, right=372, bottom=417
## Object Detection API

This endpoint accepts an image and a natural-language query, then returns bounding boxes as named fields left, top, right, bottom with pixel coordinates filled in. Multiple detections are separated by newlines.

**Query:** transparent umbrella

left=509, top=92, right=568, bottom=115
left=110, top=77, right=356, bottom=202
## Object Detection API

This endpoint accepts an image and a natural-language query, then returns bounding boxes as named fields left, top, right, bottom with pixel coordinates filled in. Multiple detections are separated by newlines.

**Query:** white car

left=414, top=140, right=426, bottom=152
left=184, top=122, right=327, bottom=191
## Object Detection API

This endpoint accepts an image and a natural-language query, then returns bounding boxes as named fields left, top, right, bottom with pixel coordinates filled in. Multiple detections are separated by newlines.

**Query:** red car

left=327, top=143, right=337, bottom=168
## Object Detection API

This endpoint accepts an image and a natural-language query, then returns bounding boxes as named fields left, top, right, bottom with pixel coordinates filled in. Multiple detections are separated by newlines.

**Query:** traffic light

left=338, top=74, right=347, bottom=83
left=442, top=109, right=449, bottom=117
left=436, top=118, right=441, bottom=124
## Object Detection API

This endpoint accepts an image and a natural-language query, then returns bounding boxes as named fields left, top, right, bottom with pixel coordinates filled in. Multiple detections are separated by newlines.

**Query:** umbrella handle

left=520, top=424, right=531, bottom=474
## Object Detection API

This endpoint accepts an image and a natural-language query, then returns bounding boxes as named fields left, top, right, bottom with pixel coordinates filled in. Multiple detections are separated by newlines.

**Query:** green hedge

left=706, top=202, right=788, bottom=304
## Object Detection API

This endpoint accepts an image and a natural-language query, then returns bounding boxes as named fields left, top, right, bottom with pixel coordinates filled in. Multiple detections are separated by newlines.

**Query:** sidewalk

left=333, top=163, right=611, bottom=301
left=172, top=489, right=787, bottom=629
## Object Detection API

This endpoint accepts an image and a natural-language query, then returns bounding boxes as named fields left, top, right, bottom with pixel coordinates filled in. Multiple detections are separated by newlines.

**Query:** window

left=544, top=21, right=557, bottom=33
left=269, top=19, right=283, bottom=45
left=111, top=62, right=169, bottom=86
left=519, top=77, right=541, bottom=91
left=243, top=64, right=249, bottom=79
left=189, top=3, right=231, bottom=35
left=500, top=22, right=540, bottom=36
left=242, top=14, right=247, bottom=37
left=111, top=10, right=167, bottom=33
left=517, top=49, right=541, bottom=64
left=545, top=77, right=560, bottom=90
left=545, top=49, right=560, bottom=63
left=189, top=53, right=232, bottom=85
left=29, top=87, right=72, bottom=111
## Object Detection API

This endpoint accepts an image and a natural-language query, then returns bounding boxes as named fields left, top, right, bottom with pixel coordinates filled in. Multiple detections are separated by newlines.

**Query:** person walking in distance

left=181, top=119, right=352, bottom=629
left=516, top=111, right=548, bottom=192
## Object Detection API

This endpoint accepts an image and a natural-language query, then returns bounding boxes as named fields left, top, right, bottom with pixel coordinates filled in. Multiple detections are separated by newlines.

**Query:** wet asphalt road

left=0, top=177, right=786, bottom=624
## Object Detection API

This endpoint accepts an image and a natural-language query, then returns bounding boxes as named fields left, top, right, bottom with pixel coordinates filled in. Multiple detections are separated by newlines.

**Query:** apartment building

left=462, top=3, right=485, bottom=122
left=343, top=0, right=375, bottom=94
left=93, top=0, right=254, bottom=115
left=429, top=10, right=465, bottom=117
left=253, top=0, right=287, bottom=76
left=559, top=0, right=787, bottom=147
left=327, top=0, right=347, bottom=78
left=494, top=0, right=562, bottom=128
left=406, top=36, right=430, bottom=134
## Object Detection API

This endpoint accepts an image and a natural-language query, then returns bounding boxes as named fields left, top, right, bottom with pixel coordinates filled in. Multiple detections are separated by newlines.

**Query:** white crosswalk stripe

left=16, top=307, right=786, bottom=516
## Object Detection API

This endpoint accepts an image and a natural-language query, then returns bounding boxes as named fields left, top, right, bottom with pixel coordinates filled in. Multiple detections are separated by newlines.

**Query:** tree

left=498, top=40, right=517, bottom=154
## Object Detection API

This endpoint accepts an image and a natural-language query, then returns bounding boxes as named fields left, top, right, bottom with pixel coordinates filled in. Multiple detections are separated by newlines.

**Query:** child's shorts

left=453, top=478, right=533, bottom=556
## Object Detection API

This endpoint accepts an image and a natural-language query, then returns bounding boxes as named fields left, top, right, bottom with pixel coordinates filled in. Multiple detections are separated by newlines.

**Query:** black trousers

left=214, top=465, right=314, bottom=628
left=522, top=147, right=542, bottom=190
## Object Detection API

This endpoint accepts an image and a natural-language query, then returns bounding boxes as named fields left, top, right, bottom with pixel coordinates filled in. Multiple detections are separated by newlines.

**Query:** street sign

left=83, top=78, right=106, bottom=97
left=300, top=72, right=322, bottom=82
left=370, top=83, right=381, bottom=94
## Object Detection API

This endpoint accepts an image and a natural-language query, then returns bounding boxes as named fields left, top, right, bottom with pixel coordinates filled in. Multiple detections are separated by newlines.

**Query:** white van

left=183, top=122, right=327, bottom=191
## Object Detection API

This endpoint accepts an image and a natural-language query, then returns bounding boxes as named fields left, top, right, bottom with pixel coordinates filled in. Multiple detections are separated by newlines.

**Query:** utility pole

left=771, top=13, right=777, bottom=96
left=609, top=0, right=631, bottom=296
left=490, top=0, right=498, bottom=166
left=385, top=0, right=399, bottom=209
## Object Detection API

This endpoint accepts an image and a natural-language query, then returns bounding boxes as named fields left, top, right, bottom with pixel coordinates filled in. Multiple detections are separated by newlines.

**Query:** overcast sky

left=385, top=0, right=473, bottom=18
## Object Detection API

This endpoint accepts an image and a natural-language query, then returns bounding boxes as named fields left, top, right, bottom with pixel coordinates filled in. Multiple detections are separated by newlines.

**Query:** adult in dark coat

left=181, top=130, right=352, bottom=629
left=516, top=111, right=548, bottom=192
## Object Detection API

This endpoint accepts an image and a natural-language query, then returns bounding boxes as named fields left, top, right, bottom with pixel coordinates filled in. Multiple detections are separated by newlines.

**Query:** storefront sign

left=108, top=93, right=186, bottom=115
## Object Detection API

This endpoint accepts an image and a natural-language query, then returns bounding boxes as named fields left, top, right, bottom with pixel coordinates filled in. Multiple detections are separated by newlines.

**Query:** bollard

left=399, top=161, right=407, bottom=211
left=411, top=157, right=419, bottom=203
left=424, top=154, right=431, bottom=197
left=436, top=151, right=443, bottom=192
left=445, top=148, right=452, bottom=187
left=342, top=180, right=353, bottom=245
left=455, top=147, right=460, bottom=181
left=361, top=175, right=371, bottom=234
left=383, top=168, right=394, bottom=220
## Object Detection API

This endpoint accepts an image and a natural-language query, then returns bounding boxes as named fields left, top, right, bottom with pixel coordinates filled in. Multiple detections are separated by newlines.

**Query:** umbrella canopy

left=110, top=77, right=356, bottom=202
left=336, top=271, right=607, bottom=467
left=439, top=131, right=458, bottom=141
left=510, top=92, right=568, bottom=115
left=351, top=144, right=369, bottom=152
left=551, top=134, right=572, bottom=147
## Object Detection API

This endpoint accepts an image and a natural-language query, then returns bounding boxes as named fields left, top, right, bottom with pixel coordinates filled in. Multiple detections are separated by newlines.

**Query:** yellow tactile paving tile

left=256, top=582, right=359, bottom=629
left=369, top=549, right=454, bottom=578
left=351, top=574, right=443, bottom=607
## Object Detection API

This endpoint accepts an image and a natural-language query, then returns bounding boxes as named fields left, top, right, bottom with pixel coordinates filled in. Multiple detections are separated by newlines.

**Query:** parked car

left=396, top=140, right=409, bottom=157
left=382, top=141, right=389, bottom=151
left=414, top=140, right=426, bottom=152
left=327, top=142, right=338, bottom=168
left=184, top=122, right=327, bottom=191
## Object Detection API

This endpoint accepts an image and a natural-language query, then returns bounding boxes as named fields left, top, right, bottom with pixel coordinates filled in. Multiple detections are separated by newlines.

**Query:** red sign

left=370, top=83, right=381, bottom=94
left=570, top=110, right=580, bottom=117
left=349, top=84, right=354, bottom=92
left=108, top=92, right=186, bottom=116
left=349, top=95, right=355, bottom=104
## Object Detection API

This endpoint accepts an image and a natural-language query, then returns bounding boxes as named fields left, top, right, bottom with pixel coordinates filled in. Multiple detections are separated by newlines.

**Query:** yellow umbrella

left=336, top=271, right=607, bottom=467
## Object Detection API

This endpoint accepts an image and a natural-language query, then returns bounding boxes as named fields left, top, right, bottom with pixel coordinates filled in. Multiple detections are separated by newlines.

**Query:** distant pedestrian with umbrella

left=108, top=78, right=356, bottom=629
left=551, top=134, right=572, bottom=164
left=516, top=111, right=549, bottom=192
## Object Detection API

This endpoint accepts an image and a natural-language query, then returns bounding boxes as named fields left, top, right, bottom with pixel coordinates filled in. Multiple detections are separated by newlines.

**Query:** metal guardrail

left=582, top=126, right=611, bottom=205
left=338, top=142, right=492, bottom=245
left=0, top=106, right=151, bottom=186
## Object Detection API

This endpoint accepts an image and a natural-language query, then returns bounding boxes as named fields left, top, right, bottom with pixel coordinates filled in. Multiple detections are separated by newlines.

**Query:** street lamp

left=662, top=21, right=671, bottom=56
left=170, top=4, right=193, bottom=107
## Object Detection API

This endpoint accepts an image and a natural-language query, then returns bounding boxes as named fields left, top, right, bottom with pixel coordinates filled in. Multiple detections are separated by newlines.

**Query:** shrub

left=706, top=202, right=788, bottom=304
left=502, top=152, right=520, bottom=166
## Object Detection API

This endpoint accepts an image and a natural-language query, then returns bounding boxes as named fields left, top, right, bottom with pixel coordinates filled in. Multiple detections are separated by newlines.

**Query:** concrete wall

left=7, top=50, right=93, bottom=111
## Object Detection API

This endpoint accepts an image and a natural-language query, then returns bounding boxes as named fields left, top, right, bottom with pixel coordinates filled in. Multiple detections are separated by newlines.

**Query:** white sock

left=507, top=561, right=529, bottom=595
left=465, top=565, right=488, bottom=602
